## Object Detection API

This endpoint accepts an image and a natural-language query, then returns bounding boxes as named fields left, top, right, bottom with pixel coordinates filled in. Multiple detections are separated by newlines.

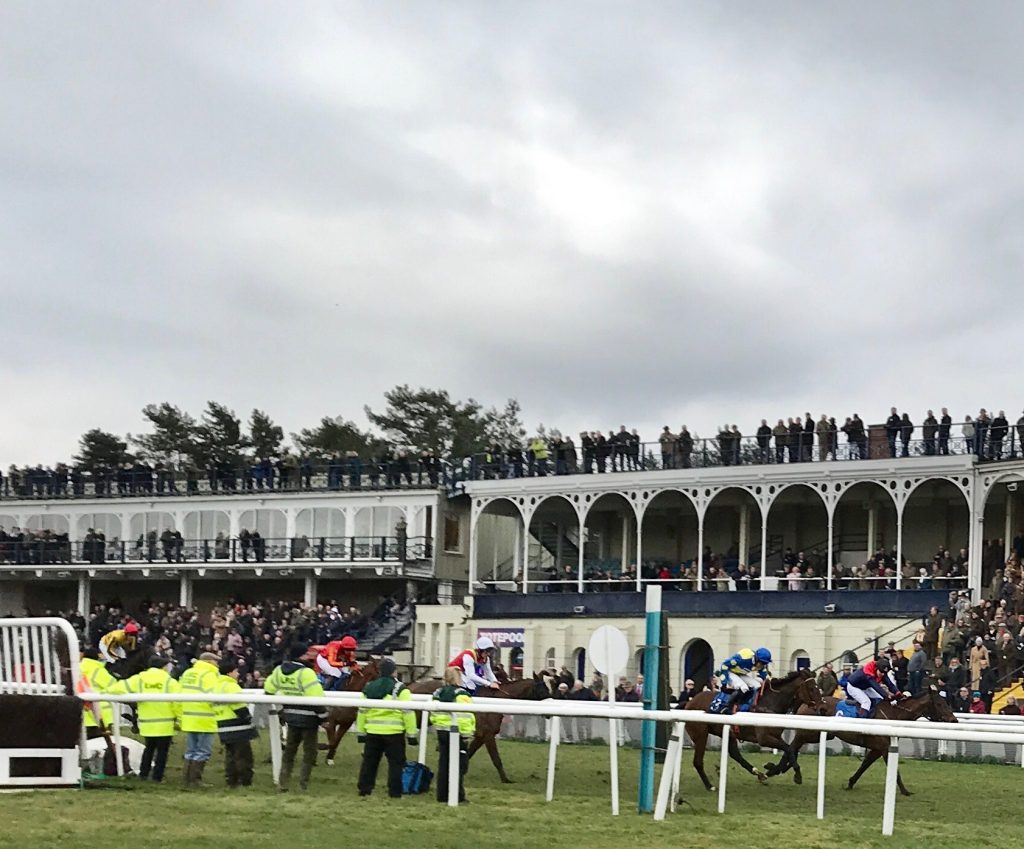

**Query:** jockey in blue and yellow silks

left=716, top=647, right=772, bottom=711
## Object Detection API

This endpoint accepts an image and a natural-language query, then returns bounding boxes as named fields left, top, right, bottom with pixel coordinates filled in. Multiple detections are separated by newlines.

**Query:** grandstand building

left=2, top=451, right=1023, bottom=687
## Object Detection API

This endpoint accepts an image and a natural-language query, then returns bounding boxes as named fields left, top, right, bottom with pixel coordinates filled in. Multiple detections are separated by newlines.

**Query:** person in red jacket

left=316, top=636, right=359, bottom=691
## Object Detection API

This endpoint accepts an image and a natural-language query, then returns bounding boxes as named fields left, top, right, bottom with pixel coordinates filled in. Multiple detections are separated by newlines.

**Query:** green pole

left=638, top=584, right=662, bottom=812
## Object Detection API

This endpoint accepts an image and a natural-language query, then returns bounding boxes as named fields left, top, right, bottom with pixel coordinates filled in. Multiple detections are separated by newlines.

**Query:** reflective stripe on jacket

left=178, top=660, right=219, bottom=733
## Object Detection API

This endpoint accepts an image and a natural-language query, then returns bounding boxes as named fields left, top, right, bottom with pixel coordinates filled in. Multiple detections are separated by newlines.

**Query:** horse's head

left=108, top=645, right=156, bottom=680
left=798, top=675, right=828, bottom=715
left=925, top=688, right=958, bottom=723
left=528, top=672, right=553, bottom=700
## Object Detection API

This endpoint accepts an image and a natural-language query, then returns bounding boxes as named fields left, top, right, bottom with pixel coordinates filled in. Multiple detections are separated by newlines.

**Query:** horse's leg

left=846, top=747, right=880, bottom=790
left=728, top=735, right=767, bottom=784
left=896, top=768, right=912, bottom=797
left=326, top=717, right=354, bottom=765
left=762, top=733, right=799, bottom=783
left=688, top=725, right=715, bottom=792
left=482, top=732, right=512, bottom=784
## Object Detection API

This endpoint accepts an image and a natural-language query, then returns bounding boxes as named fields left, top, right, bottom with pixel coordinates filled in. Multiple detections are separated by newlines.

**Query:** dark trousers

left=281, top=725, right=318, bottom=790
left=435, top=733, right=468, bottom=803
left=224, top=739, right=254, bottom=787
left=140, top=735, right=172, bottom=782
left=358, top=734, right=405, bottom=798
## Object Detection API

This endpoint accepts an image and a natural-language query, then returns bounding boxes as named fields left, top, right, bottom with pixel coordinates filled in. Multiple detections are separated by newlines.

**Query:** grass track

left=0, top=736, right=1018, bottom=849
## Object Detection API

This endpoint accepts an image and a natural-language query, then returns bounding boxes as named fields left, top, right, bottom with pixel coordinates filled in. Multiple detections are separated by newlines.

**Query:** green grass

left=0, top=735, right=1019, bottom=849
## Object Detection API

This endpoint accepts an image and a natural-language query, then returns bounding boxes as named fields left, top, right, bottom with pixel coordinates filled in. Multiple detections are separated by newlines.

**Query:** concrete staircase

left=992, top=675, right=1024, bottom=713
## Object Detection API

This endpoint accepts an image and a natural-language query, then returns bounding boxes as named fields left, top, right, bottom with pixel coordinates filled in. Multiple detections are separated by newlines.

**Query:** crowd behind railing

left=464, top=406, right=1024, bottom=481
left=40, top=596, right=411, bottom=679
left=481, top=539, right=1021, bottom=594
left=0, top=527, right=430, bottom=566
left=5, top=405, right=1024, bottom=501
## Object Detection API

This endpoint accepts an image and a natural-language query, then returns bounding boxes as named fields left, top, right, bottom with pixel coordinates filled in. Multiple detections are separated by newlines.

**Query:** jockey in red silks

left=845, top=658, right=892, bottom=717
left=448, top=637, right=500, bottom=694
left=316, top=635, right=359, bottom=691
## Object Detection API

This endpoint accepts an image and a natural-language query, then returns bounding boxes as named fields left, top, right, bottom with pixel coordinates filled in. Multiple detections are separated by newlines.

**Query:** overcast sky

left=3, top=2, right=1023, bottom=460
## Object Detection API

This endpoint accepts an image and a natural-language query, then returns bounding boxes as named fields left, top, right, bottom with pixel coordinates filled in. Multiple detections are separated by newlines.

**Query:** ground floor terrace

left=467, top=455, right=1024, bottom=598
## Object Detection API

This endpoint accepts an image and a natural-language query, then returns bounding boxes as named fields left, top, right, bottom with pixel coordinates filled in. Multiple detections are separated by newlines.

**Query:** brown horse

left=684, top=670, right=825, bottom=791
left=320, top=659, right=381, bottom=765
left=767, top=690, right=956, bottom=796
left=408, top=672, right=553, bottom=783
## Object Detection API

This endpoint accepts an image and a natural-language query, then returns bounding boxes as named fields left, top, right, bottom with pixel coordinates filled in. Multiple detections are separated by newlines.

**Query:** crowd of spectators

left=50, top=595, right=411, bottom=680
left=5, top=406, right=1024, bottom=500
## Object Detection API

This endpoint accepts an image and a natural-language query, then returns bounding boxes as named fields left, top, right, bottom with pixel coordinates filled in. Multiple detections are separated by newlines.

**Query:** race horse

left=766, top=689, right=957, bottom=796
left=684, top=669, right=825, bottom=791
left=407, top=672, right=553, bottom=784
left=106, top=644, right=157, bottom=680
left=318, top=658, right=381, bottom=765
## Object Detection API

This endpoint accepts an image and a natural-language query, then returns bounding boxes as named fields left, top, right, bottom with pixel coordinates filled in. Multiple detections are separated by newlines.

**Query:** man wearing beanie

left=178, top=651, right=221, bottom=788
left=264, top=642, right=326, bottom=792
left=356, top=657, right=417, bottom=798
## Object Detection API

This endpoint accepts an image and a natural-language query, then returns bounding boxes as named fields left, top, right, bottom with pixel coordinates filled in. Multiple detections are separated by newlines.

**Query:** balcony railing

left=0, top=535, right=432, bottom=567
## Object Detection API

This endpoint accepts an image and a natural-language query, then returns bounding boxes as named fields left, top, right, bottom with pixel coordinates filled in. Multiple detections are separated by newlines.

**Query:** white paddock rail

left=0, top=617, right=83, bottom=786
left=79, top=688, right=1024, bottom=836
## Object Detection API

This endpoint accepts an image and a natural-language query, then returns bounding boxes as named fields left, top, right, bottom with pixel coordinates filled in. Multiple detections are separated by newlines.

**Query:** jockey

left=845, top=658, right=892, bottom=717
left=99, top=622, right=140, bottom=664
left=448, top=637, right=500, bottom=694
left=716, top=647, right=772, bottom=710
left=315, top=635, right=360, bottom=691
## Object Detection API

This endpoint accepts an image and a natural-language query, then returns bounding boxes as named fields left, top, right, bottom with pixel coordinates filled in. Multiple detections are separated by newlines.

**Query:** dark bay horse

left=408, top=672, right=553, bottom=784
left=767, top=690, right=956, bottom=796
left=319, top=659, right=381, bottom=765
left=107, top=645, right=156, bottom=680
left=684, top=670, right=825, bottom=791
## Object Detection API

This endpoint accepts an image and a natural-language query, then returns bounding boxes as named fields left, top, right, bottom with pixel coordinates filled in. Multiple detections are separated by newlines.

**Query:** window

left=443, top=516, right=462, bottom=553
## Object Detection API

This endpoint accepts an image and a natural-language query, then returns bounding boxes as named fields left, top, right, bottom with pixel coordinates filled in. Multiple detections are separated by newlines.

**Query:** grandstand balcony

left=0, top=488, right=466, bottom=615
left=463, top=453, right=1024, bottom=602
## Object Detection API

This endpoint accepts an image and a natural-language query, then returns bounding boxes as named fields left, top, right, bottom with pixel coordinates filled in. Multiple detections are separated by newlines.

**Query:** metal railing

left=0, top=535, right=432, bottom=566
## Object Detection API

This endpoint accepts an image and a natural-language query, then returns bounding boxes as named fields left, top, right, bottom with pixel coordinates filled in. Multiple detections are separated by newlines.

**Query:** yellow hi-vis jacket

left=119, top=667, right=180, bottom=737
left=356, top=677, right=417, bottom=736
left=178, top=659, right=219, bottom=733
left=78, top=656, right=117, bottom=728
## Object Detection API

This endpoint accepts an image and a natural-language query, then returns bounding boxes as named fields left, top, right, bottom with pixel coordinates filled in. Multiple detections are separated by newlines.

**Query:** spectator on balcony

left=772, top=419, right=787, bottom=464
left=1016, top=411, right=1024, bottom=459
left=528, top=436, right=549, bottom=477
left=716, top=426, right=732, bottom=466
left=628, top=428, right=641, bottom=470
left=787, top=565, right=803, bottom=591
left=239, top=529, right=252, bottom=563
left=815, top=414, right=830, bottom=461
left=755, top=420, right=771, bottom=464
left=787, top=418, right=801, bottom=463
left=594, top=432, right=608, bottom=473
left=252, top=530, right=266, bottom=563
left=678, top=426, right=694, bottom=469
left=611, top=426, right=628, bottom=472
left=899, top=413, right=914, bottom=458
left=990, top=410, right=1009, bottom=460
left=885, top=408, right=901, bottom=458
left=802, top=413, right=814, bottom=462
left=922, top=411, right=938, bottom=456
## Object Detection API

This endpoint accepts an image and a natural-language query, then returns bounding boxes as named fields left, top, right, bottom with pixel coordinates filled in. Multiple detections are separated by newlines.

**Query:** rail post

left=637, top=585, right=662, bottom=812
left=882, top=739, right=900, bottom=836
left=717, top=724, right=730, bottom=813
left=418, top=710, right=430, bottom=765
left=816, top=730, right=827, bottom=819
left=653, top=723, right=682, bottom=821
left=546, top=714, right=560, bottom=801
left=269, top=710, right=282, bottom=785
left=447, top=723, right=460, bottom=807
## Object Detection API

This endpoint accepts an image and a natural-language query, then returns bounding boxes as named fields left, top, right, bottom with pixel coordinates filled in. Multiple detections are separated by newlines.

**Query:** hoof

left=844, top=783, right=854, bottom=791
left=754, top=770, right=768, bottom=785
left=326, top=759, right=334, bottom=767
left=793, top=773, right=803, bottom=786
left=900, top=789, right=913, bottom=797
left=708, top=785, right=717, bottom=793
left=763, top=763, right=778, bottom=777
left=500, top=777, right=513, bottom=785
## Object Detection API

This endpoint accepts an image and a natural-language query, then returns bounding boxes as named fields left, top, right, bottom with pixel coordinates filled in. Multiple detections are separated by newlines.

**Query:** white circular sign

left=588, top=625, right=630, bottom=675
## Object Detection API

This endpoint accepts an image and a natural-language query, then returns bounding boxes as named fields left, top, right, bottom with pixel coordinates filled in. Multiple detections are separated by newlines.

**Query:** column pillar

left=179, top=572, right=193, bottom=608
left=895, top=503, right=904, bottom=591
left=228, top=510, right=241, bottom=538
left=968, top=491, right=984, bottom=600
left=77, top=574, right=91, bottom=614
left=577, top=512, right=585, bottom=594
left=468, top=508, right=479, bottom=590
left=696, top=510, right=705, bottom=592
left=621, top=513, right=629, bottom=573
left=285, top=508, right=297, bottom=542
left=513, top=519, right=523, bottom=585
left=522, top=513, right=531, bottom=594
left=867, top=504, right=878, bottom=555
left=304, top=574, right=317, bottom=607
left=1005, top=496, right=1015, bottom=562
left=491, top=518, right=499, bottom=582
left=826, top=512, right=835, bottom=591
left=555, top=521, right=564, bottom=575
left=635, top=509, right=644, bottom=592
left=759, top=508, right=768, bottom=587
left=738, top=504, right=750, bottom=570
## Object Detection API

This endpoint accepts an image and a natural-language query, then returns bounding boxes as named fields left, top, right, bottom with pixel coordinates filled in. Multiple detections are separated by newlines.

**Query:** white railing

left=78, top=687, right=1024, bottom=836
left=0, top=617, right=80, bottom=696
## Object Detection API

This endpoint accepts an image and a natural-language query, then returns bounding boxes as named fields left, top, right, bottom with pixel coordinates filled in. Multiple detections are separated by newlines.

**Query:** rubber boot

left=193, top=760, right=210, bottom=789
left=182, top=760, right=195, bottom=788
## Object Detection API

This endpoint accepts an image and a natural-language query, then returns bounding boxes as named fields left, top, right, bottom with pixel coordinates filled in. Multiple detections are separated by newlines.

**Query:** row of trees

left=71, top=386, right=529, bottom=470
